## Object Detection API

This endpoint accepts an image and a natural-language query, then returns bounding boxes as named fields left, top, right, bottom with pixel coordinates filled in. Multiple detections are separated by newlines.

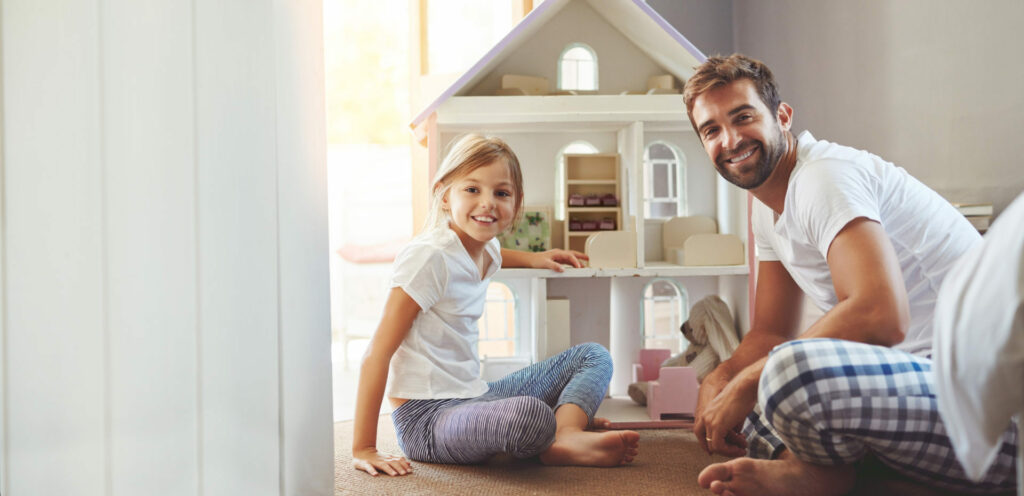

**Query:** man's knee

left=759, top=339, right=843, bottom=423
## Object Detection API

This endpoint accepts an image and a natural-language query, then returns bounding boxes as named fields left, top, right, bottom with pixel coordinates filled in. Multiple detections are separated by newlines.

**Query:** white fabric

left=753, top=131, right=980, bottom=355
left=933, top=191, right=1024, bottom=483
left=386, top=226, right=501, bottom=399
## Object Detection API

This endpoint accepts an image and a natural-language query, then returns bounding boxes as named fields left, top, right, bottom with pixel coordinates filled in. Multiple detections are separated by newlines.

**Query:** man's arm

left=698, top=216, right=910, bottom=454
left=801, top=217, right=909, bottom=345
left=695, top=259, right=804, bottom=454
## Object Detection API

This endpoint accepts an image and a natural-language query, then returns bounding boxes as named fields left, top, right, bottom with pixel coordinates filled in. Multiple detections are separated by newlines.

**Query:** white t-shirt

left=753, top=131, right=980, bottom=355
left=386, top=226, right=501, bottom=399
left=933, top=192, right=1024, bottom=482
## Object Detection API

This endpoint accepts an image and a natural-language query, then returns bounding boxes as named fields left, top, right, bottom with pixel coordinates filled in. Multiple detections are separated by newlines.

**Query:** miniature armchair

left=632, top=348, right=671, bottom=383
left=646, top=366, right=698, bottom=421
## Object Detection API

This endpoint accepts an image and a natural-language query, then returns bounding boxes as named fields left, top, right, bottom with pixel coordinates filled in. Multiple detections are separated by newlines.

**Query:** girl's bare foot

left=697, top=451, right=854, bottom=496
left=539, top=429, right=640, bottom=467
left=590, top=417, right=613, bottom=430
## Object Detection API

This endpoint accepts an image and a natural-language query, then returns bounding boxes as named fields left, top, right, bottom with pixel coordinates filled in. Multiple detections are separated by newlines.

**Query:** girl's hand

left=352, top=447, right=413, bottom=477
left=529, top=249, right=588, bottom=272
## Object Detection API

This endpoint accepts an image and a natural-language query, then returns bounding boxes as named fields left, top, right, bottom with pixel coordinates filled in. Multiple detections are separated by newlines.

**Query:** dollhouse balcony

left=494, top=262, right=748, bottom=279
left=434, top=94, right=689, bottom=131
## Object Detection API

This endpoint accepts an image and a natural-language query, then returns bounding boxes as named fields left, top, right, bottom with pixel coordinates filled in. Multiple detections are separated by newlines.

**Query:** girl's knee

left=503, top=396, right=556, bottom=457
left=571, top=342, right=612, bottom=368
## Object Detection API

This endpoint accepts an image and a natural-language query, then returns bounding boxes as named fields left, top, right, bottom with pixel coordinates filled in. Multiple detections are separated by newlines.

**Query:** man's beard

left=714, top=130, right=786, bottom=190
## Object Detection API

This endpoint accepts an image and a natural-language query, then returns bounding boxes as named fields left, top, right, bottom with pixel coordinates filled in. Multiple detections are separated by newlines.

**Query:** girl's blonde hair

left=425, top=134, right=525, bottom=233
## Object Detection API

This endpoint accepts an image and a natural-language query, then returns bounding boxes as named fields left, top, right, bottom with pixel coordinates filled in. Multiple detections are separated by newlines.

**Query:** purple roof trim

left=630, top=0, right=707, bottom=63
left=410, top=0, right=562, bottom=129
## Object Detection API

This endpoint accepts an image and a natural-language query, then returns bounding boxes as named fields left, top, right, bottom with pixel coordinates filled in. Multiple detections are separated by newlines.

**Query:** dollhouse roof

left=409, top=0, right=707, bottom=137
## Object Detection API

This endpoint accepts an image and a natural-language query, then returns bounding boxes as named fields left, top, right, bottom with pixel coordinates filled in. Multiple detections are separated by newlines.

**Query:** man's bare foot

left=538, top=429, right=640, bottom=467
left=697, top=452, right=854, bottom=496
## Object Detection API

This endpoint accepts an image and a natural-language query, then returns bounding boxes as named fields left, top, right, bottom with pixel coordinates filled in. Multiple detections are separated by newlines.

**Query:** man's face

left=690, top=79, right=790, bottom=190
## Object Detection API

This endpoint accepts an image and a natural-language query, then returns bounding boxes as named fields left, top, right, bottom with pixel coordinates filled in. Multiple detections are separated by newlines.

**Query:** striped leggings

left=390, top=342, right=612, bottom=464
left=743, top=338, right=1018, bottom=494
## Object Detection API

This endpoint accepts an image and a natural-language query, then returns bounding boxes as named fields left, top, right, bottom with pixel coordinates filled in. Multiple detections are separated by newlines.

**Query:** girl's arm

left=352, top=287, right=421, bottom=477
left=500, top=248, right=588, bottom=272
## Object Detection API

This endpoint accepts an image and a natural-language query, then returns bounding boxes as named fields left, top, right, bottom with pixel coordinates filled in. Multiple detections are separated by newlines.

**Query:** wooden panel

left=3, top=1, right=107, bottom=494
left=101, top=1, right=199, bottom=493
left=195, top=0, right=281, bottom=493
left=272, top=1, right=334, bottom=494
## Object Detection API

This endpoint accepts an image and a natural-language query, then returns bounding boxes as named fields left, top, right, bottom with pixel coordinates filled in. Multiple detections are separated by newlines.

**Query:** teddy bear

left=628, top=295, right=740, bottom=406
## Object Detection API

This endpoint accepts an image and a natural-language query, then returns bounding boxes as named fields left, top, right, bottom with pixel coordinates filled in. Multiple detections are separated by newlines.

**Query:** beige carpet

left=334, top=413, right=994, bottom=496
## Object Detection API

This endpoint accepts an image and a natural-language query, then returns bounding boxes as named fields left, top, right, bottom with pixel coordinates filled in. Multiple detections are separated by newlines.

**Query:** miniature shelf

left=495, top=263, right=749, bottom=279
left=565, top=153, right=622, bottom=253
left=567, top=207, right=619, bottom=213
left=567, top=179, right=617, bottom=185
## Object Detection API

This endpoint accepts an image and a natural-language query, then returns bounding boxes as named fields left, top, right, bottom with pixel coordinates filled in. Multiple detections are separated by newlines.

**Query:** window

left=643, top=142, right=686, bottom=219
left=426, top=1, right=517, bottom=75
left=558, top=43, right=598, bottom=91
left=478, top=281, right=517, bottom=358
left=554, top=141, right=599, bottom=221
left=641, top=279, right=688, bottom=355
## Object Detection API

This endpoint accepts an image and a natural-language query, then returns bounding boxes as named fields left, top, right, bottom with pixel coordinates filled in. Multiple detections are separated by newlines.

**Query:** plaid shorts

left=742, top=338, right=1018, bottom=494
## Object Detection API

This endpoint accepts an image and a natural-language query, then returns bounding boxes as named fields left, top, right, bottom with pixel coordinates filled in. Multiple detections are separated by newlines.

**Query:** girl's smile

left=443, top=160, right=517, bottom=256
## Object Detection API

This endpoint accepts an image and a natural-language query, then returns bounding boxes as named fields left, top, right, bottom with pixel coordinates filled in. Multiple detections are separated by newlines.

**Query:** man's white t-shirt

left=752, top=131, right=980, bottom=355
left=386, top=226, right=499, bottom=399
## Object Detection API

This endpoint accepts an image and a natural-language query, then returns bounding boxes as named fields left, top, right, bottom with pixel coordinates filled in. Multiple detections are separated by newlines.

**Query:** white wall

left=0, top=1, right=333, bottom=495
left=734, top=0, right=1024, bottom=216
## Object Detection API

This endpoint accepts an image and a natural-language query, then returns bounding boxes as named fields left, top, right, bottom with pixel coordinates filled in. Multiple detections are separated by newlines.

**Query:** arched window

left=640, top=279, right=689, bottom=355
left=554, top=141, right=599, bottom=221
left=558, top=43, right=598, bottom=91
left=478, top=281, right=517, bottom=358
left=643, top=142, right=687, bottom=218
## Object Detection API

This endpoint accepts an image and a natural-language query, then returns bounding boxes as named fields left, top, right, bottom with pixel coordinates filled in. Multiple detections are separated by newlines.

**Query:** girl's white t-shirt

left=752, top=131, right=980, bottom=355
left=386, top=226, right=500, bottom=399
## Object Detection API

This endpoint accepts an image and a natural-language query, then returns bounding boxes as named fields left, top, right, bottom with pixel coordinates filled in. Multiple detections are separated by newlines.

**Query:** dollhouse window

left=478, top=281, right=518, bottom=358
left=555, top=141, right=599, bottom=221
left=558, top=43, right=598, bottom=91
left=643, top=142, right=687, bottom=218
left=641, top=279, right=689, bottom=355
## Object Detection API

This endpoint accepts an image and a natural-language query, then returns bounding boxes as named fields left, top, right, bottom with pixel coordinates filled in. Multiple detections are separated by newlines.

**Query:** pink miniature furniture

left=632, top=349, right=671, bottom=382
left=647, top=367, right=699, bottom=421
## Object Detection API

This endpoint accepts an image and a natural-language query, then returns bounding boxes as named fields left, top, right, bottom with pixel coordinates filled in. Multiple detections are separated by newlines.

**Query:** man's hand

left=352, top=447, right=413, bottom=477
left=693, top=367, right=758, bottom=457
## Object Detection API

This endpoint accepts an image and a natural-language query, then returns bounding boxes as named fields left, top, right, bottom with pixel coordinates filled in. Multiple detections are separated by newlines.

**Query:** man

left=684, top=54, right=1018, bottom=495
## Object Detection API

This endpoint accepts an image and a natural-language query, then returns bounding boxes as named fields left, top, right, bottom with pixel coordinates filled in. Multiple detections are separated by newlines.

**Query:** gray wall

left=648, top=0, right=734, bottom=57
left=652, top=0, right=1024, bottom=217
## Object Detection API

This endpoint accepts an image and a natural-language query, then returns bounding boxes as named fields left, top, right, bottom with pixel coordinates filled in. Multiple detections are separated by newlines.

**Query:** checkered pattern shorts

left=742, top=338, right=1018, bottom=494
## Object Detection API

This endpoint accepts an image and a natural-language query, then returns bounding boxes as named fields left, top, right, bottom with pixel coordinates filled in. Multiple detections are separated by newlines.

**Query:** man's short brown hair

left=683, top=54, right=781, bottom=131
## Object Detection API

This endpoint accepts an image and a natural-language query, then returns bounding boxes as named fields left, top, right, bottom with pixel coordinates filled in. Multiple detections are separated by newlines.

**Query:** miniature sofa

left=647, top=367, right=698, bottom=421
left=632, top=349, right=699, bottom=421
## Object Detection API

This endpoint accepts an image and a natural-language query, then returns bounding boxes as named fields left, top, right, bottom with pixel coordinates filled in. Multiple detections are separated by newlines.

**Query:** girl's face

left=442, top=160, right=517, bottom=253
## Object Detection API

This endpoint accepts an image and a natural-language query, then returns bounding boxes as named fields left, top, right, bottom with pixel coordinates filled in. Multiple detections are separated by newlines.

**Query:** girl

left=352, top=134, right=640, bottom=477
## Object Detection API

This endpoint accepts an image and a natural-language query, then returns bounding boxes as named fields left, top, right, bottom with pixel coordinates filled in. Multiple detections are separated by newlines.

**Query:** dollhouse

left=410, top=0, right=752, bottom=396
